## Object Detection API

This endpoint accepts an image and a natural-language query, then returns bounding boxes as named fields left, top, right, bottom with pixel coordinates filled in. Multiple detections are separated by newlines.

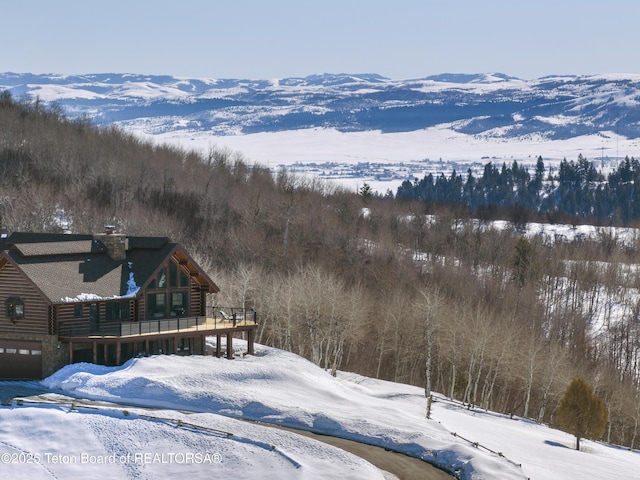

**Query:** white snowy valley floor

left=0, top=343, right=638, bottom=479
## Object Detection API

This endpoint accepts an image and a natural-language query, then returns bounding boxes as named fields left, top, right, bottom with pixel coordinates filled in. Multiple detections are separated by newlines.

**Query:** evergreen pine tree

left=556, top=377, right=608, bottom=451
left=359, top=183, right=373, bottom=202
left=511, top=236, right=535, bottom=287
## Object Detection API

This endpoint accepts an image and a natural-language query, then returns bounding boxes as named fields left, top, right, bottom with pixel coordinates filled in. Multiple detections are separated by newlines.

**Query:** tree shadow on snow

left=544, top=440, right=571, bottom=449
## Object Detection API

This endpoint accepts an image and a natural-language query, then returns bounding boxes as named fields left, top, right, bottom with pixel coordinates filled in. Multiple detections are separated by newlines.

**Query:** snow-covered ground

left=0, top=343, right=638, bottom=479
left=146, top=126, right=640, bottom=194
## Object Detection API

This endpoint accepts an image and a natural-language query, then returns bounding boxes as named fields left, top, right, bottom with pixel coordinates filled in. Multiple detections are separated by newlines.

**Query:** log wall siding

left=56, top=299, right=136, bottom=335
left=0, top=261, right=50, bottom=335
left=190, top=281, right=203, bottom=316
left=56, top=303, right=89, bottom=334
left=138, top=295, right=147, bottom=322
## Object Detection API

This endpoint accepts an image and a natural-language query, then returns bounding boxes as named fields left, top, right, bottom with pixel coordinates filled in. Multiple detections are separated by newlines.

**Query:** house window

left=147, top=293, right=166, bottom=319
left=170, top=262, right=178, bottom=288
left=74, top=303, right=83, bottom=317
left=146, top=260, right=192, bottom=319
left=170, top=292, right=188, bottom=317
left=106, top=300, right=131, bottom=321
left=178, top=338, right=190, bottom=351
left=6, top=296, right=24, bottom=320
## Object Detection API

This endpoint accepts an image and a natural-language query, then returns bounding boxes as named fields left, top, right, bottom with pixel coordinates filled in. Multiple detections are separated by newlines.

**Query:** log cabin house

left=0, top=231, right=257, bottom=379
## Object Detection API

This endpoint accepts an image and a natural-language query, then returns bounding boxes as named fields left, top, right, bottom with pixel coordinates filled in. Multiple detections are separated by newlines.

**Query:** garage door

left=0, top=339, right=43, bottom=379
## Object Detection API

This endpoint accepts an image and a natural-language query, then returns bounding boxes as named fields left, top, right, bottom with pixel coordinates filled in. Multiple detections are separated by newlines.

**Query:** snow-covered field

left=1, top=343, right=638, bottom=479
left=147, top=126, right=640, bottom=194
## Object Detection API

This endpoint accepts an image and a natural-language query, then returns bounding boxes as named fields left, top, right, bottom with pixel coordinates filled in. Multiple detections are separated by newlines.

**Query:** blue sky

left=3, top=0, right=640, bottom=80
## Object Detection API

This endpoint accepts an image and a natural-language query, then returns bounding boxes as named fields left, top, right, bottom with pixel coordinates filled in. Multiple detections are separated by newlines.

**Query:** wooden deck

left=59, top=315, right=258, bottom=365
left=59, top=316, right=255, bottom=339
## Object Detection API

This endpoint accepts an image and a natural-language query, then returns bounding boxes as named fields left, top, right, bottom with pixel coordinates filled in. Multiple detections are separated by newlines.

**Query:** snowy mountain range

left=2, top=71, right=640, bottom=140
left=4, top=71, right=640, bottom=195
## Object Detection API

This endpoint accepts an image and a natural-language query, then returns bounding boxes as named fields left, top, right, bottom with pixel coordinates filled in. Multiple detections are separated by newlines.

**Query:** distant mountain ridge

left=2, top=71, right=640, bottom=140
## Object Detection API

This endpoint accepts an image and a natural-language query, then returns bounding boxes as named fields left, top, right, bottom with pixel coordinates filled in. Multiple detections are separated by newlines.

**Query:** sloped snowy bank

left=40, top=345, right=530, bottom=478
left=0, top=401, right=383, bottom=480
left=32, top=343, right=640, bottom=479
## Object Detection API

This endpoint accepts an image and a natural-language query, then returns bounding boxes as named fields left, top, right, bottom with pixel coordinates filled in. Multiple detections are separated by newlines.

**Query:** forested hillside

left=397, top=154, right=640, bottom=225
left=3, top=91, right=640, bottom=449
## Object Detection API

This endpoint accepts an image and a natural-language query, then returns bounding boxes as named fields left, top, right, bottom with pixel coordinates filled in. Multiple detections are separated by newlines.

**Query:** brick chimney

left=95, top=226, right=127, bottom=261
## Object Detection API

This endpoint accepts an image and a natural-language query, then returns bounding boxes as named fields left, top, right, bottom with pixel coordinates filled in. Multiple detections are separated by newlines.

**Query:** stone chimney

left=95, top=226, right=127, bottom=261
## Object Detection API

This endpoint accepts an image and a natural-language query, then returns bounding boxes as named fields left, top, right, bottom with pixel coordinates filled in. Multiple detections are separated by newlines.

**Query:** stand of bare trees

left=5, top=92, right=640, bottom=449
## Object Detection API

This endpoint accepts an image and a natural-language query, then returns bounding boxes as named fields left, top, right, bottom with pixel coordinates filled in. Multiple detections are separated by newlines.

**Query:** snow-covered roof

left=0, top=232, right=216, bottom=303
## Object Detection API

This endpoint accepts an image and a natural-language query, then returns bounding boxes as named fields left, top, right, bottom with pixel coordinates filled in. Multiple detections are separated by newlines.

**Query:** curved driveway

left=273, top=425, right=454, bottom=480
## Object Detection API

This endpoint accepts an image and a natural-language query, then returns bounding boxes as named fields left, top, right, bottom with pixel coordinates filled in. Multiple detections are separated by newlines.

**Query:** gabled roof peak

left=0, top=231, right=219, bottom=302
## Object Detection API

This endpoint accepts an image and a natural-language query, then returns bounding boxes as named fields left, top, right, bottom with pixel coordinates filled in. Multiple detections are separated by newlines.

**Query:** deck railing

left=58, top=307, right=257, bottom=338
left=210, top=306, right=257, bottom=325
left=120, top=316, right=206, bottom=336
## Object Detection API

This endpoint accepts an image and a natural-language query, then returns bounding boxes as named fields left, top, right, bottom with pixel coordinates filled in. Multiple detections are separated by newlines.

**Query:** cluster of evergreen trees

left=397, top=155, right=640, bottom=225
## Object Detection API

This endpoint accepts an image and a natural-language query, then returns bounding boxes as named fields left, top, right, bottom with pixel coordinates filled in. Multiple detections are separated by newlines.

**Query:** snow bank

left=43, top=345, right=525, bottom=479
left=0, top=403, right=383, bottom=479
left=40, top=343, right=640, bottom=479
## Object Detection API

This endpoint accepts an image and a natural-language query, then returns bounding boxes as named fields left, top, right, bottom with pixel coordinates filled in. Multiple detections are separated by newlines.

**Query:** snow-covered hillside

left=4, top=72, right=640, bottom=194
left=0, top=343, right=636, bottom=479
left=150, top=125, right=640, bottom=194
left=3, top=72, right=640, bottom=140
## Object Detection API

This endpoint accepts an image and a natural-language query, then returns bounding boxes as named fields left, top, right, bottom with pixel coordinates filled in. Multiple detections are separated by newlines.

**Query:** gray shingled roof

left=0, top=232, right=216, bottom=304
left=14, top=240, right=104, bottom=257
left=13, top=252, right=124, bottom=302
